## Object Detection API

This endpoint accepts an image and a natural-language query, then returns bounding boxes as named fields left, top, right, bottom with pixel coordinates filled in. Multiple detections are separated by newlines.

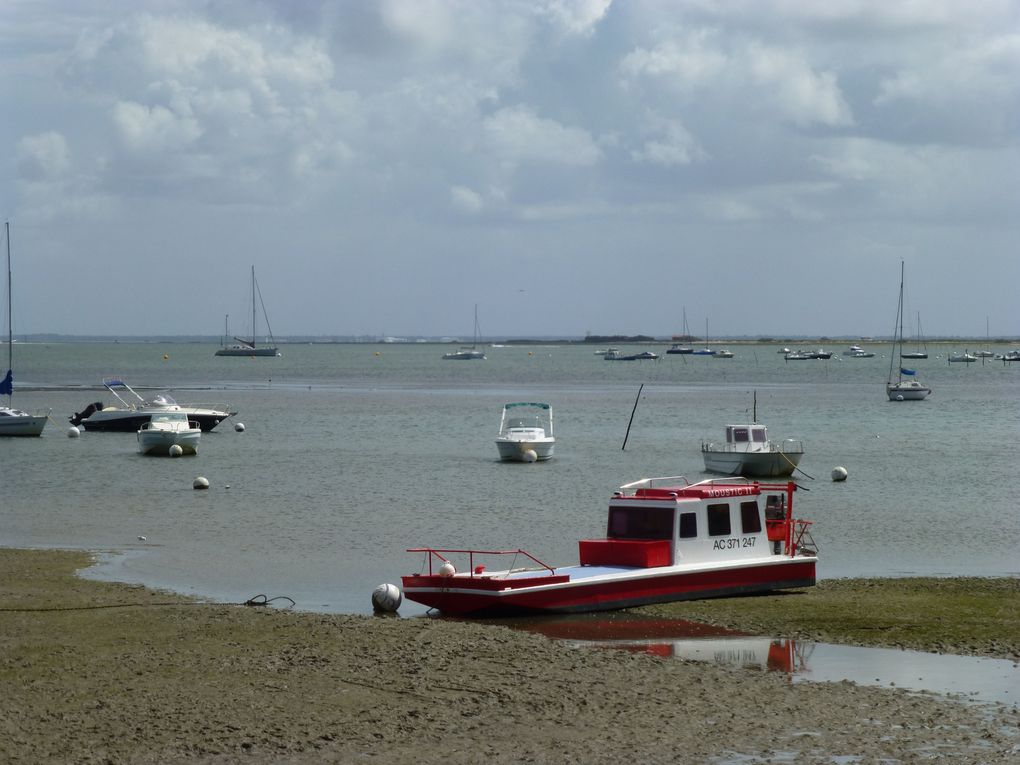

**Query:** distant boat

left=691, top=318, right=713, bottom=355
left=900, top=312, right=928, bottom=359
left=700, top=393, right=804, bottom=477
left=443, top=304, right=486, bottom=360
left=886, top=262, right=931, bottom=401
left=0, top=221, right=49, bottom=437
left=604, top=349, right=658, bottom=361
left=495, top=402, right=554, bottom=462
left=215, top=266, right=280, bottom=357
left=666, top=307, right=694, bottom=354
left=948, top=352, right=977, bottom=363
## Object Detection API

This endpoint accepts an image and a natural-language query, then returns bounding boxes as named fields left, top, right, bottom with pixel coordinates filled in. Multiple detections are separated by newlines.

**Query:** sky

left=2, top=0, right=1018, bottom=339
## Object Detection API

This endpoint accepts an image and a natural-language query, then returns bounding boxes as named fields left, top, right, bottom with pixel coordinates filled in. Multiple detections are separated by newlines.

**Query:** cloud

left=16, top=131, right=70, bottom=180
left=62, top=13, right=350, bottom=202
left=450, top=185, right=484, bottom=213
left=631, top=115, right=707, bottom=166
left=540, top=0, right=613, bottom=37
left=622, top=33, right=852, bottom=128
left=483, top=105, right=602, bottom=166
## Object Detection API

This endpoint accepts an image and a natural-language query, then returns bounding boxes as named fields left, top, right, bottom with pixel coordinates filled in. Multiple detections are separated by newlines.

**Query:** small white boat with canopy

left=495, top=402, right=554, bottom=462
left=137, top=411, right=201, bottom=455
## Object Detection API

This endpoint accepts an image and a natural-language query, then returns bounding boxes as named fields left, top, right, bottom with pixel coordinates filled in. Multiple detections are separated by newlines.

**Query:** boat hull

left=442, top=350, right=486, bottom=360
left=137, top=430, right=200, bottom=455
left=0, top=412, right=47, bottom=437
left=495, top=438, right=555, bottom=461
left=701, top=449, right=802, bottom=478
left=402, top=558, right=815, bottom=617
left=215, top=346, right=279, bottom=356
left=886, top=382, right=931, bottom=401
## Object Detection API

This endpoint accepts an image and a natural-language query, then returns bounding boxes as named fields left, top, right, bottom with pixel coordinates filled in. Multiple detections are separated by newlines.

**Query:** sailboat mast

left=251, top=266, right=257, bottom=345
left=5, top=221, right=12, bottom=379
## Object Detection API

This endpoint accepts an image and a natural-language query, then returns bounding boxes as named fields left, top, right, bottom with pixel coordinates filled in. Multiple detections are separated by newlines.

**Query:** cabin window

left=740, top=501, right=762, bottom=534
left=751, top=428, right=766, bottom=443
left=732, top=428, right=749, bottom=443
left=678, top=512, right=697, bottom=539
left=707, top=504, right=731, bottom=536
left=607, top=506, right=674, bottom=540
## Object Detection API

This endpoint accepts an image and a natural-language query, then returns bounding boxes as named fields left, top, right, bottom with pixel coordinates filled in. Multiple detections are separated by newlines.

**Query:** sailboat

left=442, top=304, right=486, bottom=360
left=691, top=318, right=714, bottom=355
left=666, top=307, right=694, bottom=354
left=900, top=311, right=928, bottom=360
left=215, top=266, right=280, bottom=357
left=0, top=221, right=48, bottom=436
left=886, top=261, right=931, bottom=401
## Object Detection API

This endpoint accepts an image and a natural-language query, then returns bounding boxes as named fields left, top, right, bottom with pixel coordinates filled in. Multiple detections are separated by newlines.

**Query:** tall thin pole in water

left=622, top=383, right=643, bottom=450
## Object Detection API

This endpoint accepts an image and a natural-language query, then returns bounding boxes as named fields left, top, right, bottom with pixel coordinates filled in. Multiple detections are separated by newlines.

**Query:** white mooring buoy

left=831, top=466, right=848, bottom=482
left=169, top=444, right=184, bottom=457
left=522, top=449, right=538, bottom=463
left=371, top=583, right=402, bottom=613
left=234, top=422, right=245, bottom=432
left=67, top=426, right=80, bottom=438
left=438, top=561, right=456, bottom=577
left=193, top=476, right=210, bottom=490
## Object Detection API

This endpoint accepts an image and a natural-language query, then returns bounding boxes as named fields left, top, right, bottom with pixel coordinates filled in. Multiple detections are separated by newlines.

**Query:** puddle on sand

left=500, top=613, right=1017, bottom=707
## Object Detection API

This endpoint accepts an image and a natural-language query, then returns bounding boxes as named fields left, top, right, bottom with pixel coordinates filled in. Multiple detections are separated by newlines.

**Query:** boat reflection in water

left=500, top=613, right=807, bottom=673
left=495, top=613, right=1018, bottom=706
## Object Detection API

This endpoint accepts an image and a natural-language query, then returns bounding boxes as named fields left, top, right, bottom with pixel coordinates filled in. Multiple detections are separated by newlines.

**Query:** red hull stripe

left=402, top=560, right=815, bottom=617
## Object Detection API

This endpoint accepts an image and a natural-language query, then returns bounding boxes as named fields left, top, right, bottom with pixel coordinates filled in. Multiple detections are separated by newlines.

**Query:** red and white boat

left=401, top=476, right=817, bottom=616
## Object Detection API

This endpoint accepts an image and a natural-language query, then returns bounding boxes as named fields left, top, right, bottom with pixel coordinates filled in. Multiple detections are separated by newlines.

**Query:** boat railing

left=407, top=548, right=558, bottom=578
left=616, top=475, right=692, bottom=495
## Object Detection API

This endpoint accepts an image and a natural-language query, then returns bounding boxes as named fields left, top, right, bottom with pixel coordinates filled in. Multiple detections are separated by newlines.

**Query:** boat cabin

left=726, top=424, right=768, bottom=449
left=578, top=477, right=806, bottom=568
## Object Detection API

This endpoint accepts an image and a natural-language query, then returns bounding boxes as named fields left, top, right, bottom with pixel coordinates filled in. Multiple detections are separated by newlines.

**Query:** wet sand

left=1, top=548, right=1017, bottom=763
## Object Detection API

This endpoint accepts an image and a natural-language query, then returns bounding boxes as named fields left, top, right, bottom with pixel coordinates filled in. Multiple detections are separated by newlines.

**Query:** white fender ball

left=193, top=476, right=210, bottom=490
left=831, top=466, right=848, bottom=482
left=371, top=583, right=402, bottom=613
left=234, top=422, right=245, bottom=432
left=522, top=449, right=538, bottom=463
left=67, top=426, right=80, bottom=438
left=169, top=444, right=184, bottom=458
left=438, top=561, right=456, bottom=577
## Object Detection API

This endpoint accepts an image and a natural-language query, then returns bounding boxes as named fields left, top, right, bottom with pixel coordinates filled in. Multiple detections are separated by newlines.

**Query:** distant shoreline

left=6, top=336, right=1018, bottom=345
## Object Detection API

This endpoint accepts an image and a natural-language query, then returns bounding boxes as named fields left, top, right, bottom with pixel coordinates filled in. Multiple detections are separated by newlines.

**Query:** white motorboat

left=137, top=412, right=201, bottom=455
left=1, top=221, right=48, bottom=437
left=886, top=262, right=931, bottom=401
left=948, top=352, right=977, bottom=363
left=712, top=349, right=734, bottom=358
left=70, top=378, right=235, bottom=432
left=701, top=423, right=804, bottom=478
left=443, top=304, right=486, bottom=360
left=215, top=266, right=280, bottom=357
left=495, top=402, right=554, bottom=462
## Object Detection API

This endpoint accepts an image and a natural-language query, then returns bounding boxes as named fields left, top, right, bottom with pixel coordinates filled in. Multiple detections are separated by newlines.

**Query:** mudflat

left=1, top=548, right=1017, bottom=764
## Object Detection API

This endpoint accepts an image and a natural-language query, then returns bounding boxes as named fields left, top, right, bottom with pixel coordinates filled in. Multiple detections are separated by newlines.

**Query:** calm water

left=2, top=341, right=1018, bottom=618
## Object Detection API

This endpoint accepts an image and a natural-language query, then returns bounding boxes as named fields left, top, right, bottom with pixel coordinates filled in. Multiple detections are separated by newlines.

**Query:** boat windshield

left=607, top=506, right=674, bottom=540
left=151, top=412, right=188, bottom=424
left=151, top=394, right=178, bottom=406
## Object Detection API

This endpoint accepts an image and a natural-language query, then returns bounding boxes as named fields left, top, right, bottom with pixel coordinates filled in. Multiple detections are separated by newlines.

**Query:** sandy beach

left=1, top=548, right=1017, bottom=764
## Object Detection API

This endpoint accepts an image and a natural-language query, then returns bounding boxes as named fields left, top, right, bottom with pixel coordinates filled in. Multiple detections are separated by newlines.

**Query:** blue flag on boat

left=0, top=369, right=13, bottom=396
left=900, top=367, right=917, bottom=376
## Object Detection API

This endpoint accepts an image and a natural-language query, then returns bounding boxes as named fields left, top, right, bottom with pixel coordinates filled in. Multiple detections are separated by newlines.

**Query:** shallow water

left=2, top=341, right=1018, bottom=618
left=503, top=613, right=1018, bottom=707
